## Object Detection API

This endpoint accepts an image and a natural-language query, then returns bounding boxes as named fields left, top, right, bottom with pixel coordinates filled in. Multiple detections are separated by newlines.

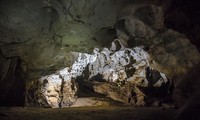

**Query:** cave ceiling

left=0, top=0, right=200, bottom=107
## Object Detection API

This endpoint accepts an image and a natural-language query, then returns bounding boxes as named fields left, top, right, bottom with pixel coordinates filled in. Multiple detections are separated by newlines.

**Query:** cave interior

left=0, top=0, right=200, bottom=120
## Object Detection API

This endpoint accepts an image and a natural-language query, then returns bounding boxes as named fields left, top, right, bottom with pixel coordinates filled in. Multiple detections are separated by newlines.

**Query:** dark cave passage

left=0, top=54, right=25, bottom=106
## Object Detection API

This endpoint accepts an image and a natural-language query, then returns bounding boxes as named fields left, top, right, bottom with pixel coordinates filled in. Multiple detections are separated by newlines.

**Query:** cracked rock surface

left=0, top=0, right=199, bottom=108
left=28, top=40, right=171, bottom=107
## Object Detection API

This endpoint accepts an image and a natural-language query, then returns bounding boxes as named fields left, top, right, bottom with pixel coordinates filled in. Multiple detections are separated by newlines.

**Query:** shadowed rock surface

left=0, top=0, right=200, bottom=120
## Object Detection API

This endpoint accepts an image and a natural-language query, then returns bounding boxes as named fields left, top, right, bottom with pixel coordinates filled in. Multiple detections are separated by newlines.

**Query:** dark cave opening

left=0, top=55, right=25, bottom=107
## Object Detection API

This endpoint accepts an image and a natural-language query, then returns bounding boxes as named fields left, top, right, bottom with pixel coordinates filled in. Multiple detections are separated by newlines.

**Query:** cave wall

left=0, top=0, right=199, bottom=107
left=165, top=0, right=200, bottom=51
left=0, top=53, right=25, bottom=106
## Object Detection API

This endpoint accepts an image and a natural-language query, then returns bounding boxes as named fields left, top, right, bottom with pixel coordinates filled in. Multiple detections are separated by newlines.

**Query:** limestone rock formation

left=28, top=40, right=171, bottom=107
left=0, top=0, right=200, bottom=108
left=71, top=97, right=110, bottom=107
left=27, top=69, right=78, bottom=108
left=115, top=4, right=200, bottom=81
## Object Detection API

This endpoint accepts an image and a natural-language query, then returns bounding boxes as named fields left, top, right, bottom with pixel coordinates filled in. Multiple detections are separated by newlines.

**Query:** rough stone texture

left=93, top=82, right=128, bottom=103
left=0, top=0, right=199, bottom=108
left=27, top=70, right=78, bottom=108
left=115, top=3, right=200, bottom=109
left=71, top=97, right=110, bottom=107
left=148, top=29, right=200, bottom=80
left=93, top=82, right=146, bottom=106
left=30, top=40, right=171, bottom=107
left=114, top=3, right=200, bottom=84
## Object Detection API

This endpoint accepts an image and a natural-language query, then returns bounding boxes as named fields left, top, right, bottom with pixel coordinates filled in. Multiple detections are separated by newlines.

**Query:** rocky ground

left=0, top=106, right=177, bottom=120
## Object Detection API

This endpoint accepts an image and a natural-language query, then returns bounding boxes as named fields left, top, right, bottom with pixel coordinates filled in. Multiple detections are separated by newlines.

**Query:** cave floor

left=0, top=106, right=177, bottom=120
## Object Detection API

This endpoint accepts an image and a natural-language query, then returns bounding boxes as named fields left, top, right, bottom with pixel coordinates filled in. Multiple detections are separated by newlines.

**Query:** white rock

left=37, top=39, right=169, bottom=107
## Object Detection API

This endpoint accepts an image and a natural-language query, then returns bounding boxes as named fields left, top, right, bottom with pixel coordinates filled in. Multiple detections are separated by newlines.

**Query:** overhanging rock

left=27, top=40, right=170, bottom=107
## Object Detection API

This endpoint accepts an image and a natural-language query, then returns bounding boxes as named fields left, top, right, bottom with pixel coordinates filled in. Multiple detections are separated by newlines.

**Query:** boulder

left=27, top=69, right=78, bottom=108
left=26, top=40, right=171, bottom=107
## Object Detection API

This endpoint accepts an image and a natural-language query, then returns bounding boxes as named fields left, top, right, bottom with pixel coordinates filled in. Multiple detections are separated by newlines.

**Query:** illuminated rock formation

left=0, top=0, right=199, bottom=108
left=38, top=72, right=78, bottom=108
left=30, top=40, right=171, bottom=107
